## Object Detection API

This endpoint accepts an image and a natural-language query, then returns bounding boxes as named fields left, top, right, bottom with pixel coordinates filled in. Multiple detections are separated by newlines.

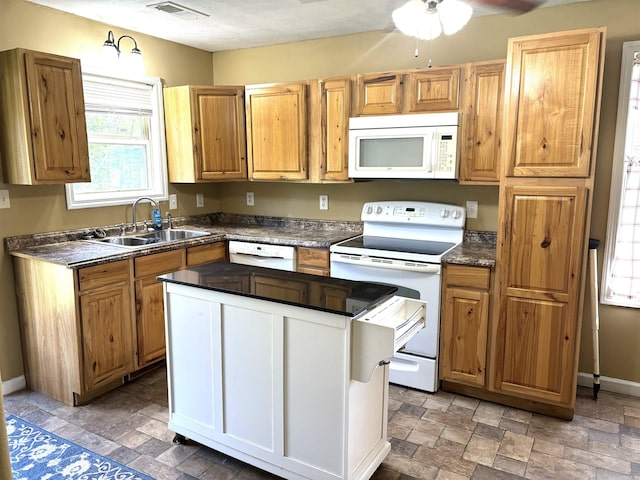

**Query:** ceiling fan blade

left=470, top=0, right=544, bottom=12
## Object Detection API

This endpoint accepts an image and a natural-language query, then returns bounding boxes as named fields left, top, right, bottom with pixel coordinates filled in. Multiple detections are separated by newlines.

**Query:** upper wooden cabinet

left=406, top=67, right=460, bottom=113
left=354, top=66, right=461, bottom=116
left=245, top=82, right=308, bottom=181
left=308, top=77, right=352, bottom=182
left=0, top=48, right=90, bottom=185
left=459, top=60, right=505, bottom=184
left=164, top=85, right=247, bottom=182
left=502, top=29, right=605, bottom=177
left=355, top=72, right=404, bottom=115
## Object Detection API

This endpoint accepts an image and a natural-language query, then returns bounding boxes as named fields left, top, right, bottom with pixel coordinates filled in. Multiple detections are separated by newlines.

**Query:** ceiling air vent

left=147, top=1, right=209, bottom=20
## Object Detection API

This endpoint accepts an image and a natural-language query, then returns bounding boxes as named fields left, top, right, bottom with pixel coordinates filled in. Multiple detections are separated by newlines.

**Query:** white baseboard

left=578, top=371, right=640, bottom=398
left=2, top=375, right=26, bottom=396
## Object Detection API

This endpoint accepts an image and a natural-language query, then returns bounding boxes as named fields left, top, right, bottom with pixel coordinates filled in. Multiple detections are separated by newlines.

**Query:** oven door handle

left=331, top=254, right=440, bottom=274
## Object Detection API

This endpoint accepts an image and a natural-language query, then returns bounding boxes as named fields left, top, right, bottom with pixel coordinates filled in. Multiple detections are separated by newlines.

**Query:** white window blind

left=65, top=69, right=167, bottom=210
left=602, top=41, right=640, bottom=307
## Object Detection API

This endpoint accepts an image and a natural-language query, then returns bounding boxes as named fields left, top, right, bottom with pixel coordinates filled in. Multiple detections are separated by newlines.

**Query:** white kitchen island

left=159, top=262, right=426, bottom=480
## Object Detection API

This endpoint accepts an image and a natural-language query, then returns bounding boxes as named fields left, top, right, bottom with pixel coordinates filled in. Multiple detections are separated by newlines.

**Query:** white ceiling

left=26, top=0, right=590, bottom=53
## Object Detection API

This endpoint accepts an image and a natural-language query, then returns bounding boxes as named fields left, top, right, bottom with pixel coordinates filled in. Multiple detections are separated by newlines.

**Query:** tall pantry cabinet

left=491, top=28, right=606, bottom=418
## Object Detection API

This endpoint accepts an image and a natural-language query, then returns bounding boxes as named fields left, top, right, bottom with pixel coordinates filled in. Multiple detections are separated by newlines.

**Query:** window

left=65, top=69, right=168, bottom=209
left=602, top=41, right=640, bottom=308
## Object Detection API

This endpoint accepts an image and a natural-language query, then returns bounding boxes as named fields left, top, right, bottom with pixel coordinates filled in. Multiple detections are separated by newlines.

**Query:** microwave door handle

left=428, top=131, right=436, bottom=174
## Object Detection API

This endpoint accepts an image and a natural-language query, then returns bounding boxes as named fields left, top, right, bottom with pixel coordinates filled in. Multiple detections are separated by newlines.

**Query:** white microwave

left=348, top=112, right=460, bottom=179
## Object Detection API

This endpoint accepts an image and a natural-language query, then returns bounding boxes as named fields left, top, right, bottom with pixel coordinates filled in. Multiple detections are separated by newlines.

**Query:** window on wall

left=65, top=69, right=168, bottom=209
left=601, top=40, right=640, bottom=308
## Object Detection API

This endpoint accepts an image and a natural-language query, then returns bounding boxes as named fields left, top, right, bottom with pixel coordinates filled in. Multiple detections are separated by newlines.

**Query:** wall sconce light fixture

left=101, top=30, right=145, bottom=73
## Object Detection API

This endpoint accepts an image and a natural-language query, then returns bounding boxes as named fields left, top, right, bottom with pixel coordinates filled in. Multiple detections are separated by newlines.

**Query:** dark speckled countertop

left=5, top=212, right=497, bottom=270
left=5, top=212, right=363, bottom=269
left=442, top=230, right=497, bottom=268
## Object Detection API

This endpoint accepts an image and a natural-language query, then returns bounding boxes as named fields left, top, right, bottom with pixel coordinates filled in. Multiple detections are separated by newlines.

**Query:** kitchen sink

left=139, top=229, right=211, bottom=241
left=84, top=229, right=211, bottom=248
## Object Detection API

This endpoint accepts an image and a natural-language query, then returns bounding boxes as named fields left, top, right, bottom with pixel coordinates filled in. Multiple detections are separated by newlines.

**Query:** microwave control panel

left=434, top=130, right=457, bottom=176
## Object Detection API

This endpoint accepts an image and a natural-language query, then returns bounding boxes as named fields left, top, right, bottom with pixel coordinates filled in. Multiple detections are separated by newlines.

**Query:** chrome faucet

left=132, top=197, right=160, bottom=232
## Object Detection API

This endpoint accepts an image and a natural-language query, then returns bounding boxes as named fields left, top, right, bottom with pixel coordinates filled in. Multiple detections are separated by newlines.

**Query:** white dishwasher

left=228, top=240, right=297, bottom=271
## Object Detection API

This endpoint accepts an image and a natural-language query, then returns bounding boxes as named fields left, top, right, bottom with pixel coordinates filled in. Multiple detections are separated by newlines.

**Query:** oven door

left=330, top=252, right=441, bottom=391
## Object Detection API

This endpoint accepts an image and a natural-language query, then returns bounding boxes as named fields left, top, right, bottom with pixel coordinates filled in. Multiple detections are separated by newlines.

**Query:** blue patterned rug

left=6, top=414, right=155, bottom=480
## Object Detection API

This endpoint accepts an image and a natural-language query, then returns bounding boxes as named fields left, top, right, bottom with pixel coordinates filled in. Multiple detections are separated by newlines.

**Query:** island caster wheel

left=172, top=433, right=186, bottom=444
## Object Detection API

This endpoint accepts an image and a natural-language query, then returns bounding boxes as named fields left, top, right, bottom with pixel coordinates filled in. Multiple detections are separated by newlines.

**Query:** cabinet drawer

left=135, top=250, right=184, bottom=278
left=78, top=260, right=130, bottom=291
left=297, top=247, right=329, bottom=268
left=445, top=265, right=490, bottom=290
left=187, top=242, right=226, bottom=267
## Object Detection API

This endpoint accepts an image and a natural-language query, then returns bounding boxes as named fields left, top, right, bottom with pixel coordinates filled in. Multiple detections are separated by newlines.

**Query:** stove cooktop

left=336, top=235, right=457, bottom=256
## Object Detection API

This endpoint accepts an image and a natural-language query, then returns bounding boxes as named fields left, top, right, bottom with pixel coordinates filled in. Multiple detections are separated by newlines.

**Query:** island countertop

left=158, top=261, right=398, bottom=317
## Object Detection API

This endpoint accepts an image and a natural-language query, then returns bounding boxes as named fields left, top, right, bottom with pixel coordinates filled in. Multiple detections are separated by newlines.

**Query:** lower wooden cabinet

left=12, top=241, right=227, bottom=406
left=296, top=246, right=330, bottom=276
left=439, top=264, right=492, bottom=388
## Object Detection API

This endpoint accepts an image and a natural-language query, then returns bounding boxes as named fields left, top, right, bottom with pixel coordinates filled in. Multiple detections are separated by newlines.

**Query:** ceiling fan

left=468, top=0, right=544, bottom=13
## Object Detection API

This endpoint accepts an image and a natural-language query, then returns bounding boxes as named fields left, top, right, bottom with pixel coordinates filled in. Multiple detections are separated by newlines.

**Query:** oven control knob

left=376, top=206, right=383, bottom=215
left=452, top=209, right=462, bottom=219
left=440, top=209, right=450, bottom=218
left=366, top=206, right=373, bottom=215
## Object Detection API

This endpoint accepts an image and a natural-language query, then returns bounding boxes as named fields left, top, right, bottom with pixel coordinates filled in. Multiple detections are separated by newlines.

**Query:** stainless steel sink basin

left=139, top=229, right=211, bottom=241
left=95, top=236, right=161, bottom=247
left=84, top=229, right=210, bottom=248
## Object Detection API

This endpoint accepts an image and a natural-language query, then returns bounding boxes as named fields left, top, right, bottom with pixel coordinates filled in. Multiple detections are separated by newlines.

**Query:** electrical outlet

left=246, top=192, right=254, bottom=206
left=466, top=200, right=478, bottom=219
left=319, top=194, right=328, bottom=211
left=196, top=193, right=204, bottom=208
left=0, top=190, right=9, bottom=209
left=169, top=194, right=178, bottom=210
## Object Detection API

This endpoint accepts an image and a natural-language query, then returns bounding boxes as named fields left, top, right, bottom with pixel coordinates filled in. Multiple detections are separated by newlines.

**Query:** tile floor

left=4, top=366, right=640, bottom=480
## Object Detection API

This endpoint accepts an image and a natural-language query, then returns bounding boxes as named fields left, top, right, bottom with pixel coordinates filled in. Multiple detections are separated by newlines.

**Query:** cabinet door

left=355, top=73, right=404, bottom=115
left=459, top=61, right=505, bottom=184
left=80, top=283, right=134, bottom=390
left=320, top=78, right=351, bottom=181
left=0, top=49, right=90, bottom=184
left=164, top=86, right=247, bottom=182
left=186, top=242, right=226, bottom=267
left=492, top=184, right=588, bottom=404
left=406, top=67, right=460, bottom=112
left=440, top=287, right=488, bottom=386
left=296, top=247, right=330, bottom=276
left=252, top=275, right=309, bottom=303
left=502, top=29, right=604, bottom=177
left=193, top=86, right=247, bottom=181
left=134, top=250, right=185, bottom=367
left=245, top=83, right=308, bottom=180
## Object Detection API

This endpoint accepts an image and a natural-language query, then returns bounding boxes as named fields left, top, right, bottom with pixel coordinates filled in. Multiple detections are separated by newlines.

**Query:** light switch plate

left=169, top=194, right=177, bottom=210
left=196, top=193, right=204, bottom=208
left=0, top=190, right=9, bottom=209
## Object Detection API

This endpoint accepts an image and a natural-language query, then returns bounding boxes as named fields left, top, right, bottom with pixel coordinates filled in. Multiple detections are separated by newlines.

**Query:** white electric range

left=330, top=201, right=465, bottom=392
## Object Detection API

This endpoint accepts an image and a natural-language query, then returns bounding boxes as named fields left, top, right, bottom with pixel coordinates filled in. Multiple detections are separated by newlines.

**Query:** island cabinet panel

left=0, top=48, right=90, bottom=184
left=502, top=29, right=605, bottom=177
left=245, top=83, right=308, bottom=180
left=459, top=60, right=505, bottom=184
left=163, top=282, right=394, bottom=480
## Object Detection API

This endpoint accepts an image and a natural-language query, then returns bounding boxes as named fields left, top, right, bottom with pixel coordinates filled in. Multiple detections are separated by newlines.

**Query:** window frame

left=65, top=68, right=168, bottom=210
left=601, top=40, right=640, bottom=308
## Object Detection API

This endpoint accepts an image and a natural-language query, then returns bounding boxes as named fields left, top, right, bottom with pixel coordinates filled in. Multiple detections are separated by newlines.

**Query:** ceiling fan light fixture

left=392, top=0, right=473, bottom=40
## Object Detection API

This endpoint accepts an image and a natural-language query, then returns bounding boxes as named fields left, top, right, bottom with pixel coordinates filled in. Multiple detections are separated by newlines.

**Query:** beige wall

left=0, top=0, right=219, bottom=380
left=1, top=0, right=639, bottom=389
left=210, top=0, right=640, bottom=384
